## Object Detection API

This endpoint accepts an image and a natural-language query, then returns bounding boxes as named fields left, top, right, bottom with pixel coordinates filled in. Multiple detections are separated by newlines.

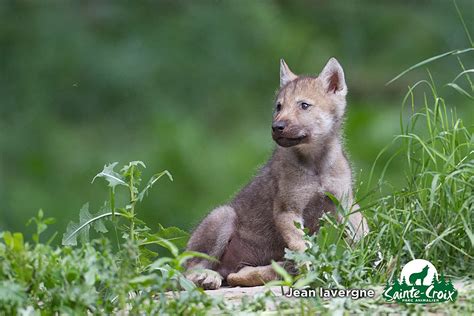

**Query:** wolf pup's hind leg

left=184, top=205, right=236, bottom=289
left=227, top=263, right=283, bottom=287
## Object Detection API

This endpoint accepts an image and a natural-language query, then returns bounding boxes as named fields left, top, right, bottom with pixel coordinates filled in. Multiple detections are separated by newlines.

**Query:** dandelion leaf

left=92, top=162, right=128, bottom=189
left=62, top=203, right=110, bottom=246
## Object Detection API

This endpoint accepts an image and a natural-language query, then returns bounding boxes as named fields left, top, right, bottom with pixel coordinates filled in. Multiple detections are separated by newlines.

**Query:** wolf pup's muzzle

left=272, top=121, right=307, bottom=147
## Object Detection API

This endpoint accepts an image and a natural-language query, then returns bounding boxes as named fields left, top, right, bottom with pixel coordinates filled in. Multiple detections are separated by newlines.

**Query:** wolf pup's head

left=272, top=58, right=347, bottom=148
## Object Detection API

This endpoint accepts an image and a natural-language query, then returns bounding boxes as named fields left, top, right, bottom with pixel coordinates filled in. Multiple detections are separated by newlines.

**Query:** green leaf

left=3, top=232, right=24, bottom=251
left=140, top=224, right=189, bottom=251
left=129, top=274, right=157, bottom=285
left=446, top=83, right=473, bottom=99
left=148, top=257, right=174, bottom=270
left=293, top=273, right=318, bottom=288
left=120, top=160, right=146, bottom=174
left=62, top=203, right=118, bottom=246
left=137, top=170, right=173, bottom=202
left=154, top=237, right=179, bottom=257
left=0, top=281, right=27, bottom=306
left=95, top=203, right=110, bottom=234
left=139, top=247, right=159, bottom=266
left=155, top=223, right=188, bottom=249
left=121, top=161, right=146, bottom=193
left=139, top=224, right=188, bottom=258
left=176, top=251, right=218, bottom=267
left=325, top=192, right=341, bottom=208
left=317, top=216, right=348, bottom=257
left=271, top=261, right=292, bottom=285
left=26, top=209, right=56, bottom=244
left=177, top=274, right=196, bottom=291
left=92, top=162, right=128, bottom=189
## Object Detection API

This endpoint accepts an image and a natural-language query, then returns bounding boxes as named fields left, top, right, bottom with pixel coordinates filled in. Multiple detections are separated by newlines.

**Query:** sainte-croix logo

left=383, top=259, right=458, bottom=304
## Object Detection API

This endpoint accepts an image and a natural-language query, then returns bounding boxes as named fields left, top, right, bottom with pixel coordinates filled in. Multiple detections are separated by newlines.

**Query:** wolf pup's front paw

left=185, top=269, right=223, bottom=290
left=288, top=240, right=307, bottom=253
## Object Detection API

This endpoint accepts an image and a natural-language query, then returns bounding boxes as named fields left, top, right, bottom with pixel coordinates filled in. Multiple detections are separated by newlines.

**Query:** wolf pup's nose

left=272, top=121, right=287, bottom=133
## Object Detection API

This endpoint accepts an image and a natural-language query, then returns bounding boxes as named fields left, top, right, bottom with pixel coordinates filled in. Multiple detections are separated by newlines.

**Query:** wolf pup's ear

left=280, top=59, right=297, bottom=87
left=319, top=58, right=347, bottom=96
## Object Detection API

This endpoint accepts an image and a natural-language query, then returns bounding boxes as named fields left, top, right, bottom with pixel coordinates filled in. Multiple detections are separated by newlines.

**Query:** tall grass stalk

left=366, top=65, right=473, bottom=280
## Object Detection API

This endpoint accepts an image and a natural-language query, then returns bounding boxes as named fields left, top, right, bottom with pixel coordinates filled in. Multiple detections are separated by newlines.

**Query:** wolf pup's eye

left=275, top=103, right=282, bottom=112
left=300, top=102, right=312, bottom=110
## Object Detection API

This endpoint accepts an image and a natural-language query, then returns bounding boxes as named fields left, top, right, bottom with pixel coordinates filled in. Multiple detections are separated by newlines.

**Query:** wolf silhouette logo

left=409, top=265, right=429, bottom=286
left=383, top=259, right=458, bottom=304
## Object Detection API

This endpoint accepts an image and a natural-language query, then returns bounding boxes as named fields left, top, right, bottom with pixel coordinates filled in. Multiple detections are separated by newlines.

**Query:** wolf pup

left=184, top=58, right=368, bottom=290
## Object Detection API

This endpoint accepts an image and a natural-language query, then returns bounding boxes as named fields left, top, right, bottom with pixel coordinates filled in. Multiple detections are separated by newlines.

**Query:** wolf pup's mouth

left=273, top=135, right=307, bottom=147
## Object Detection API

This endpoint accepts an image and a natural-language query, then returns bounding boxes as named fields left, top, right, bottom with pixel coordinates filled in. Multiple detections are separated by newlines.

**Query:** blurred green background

left=1, top=1, right=473, bottom=239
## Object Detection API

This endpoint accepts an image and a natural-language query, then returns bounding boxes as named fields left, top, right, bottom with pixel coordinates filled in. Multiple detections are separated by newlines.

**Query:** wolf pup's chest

left=277, top=168, right=331, bottom=207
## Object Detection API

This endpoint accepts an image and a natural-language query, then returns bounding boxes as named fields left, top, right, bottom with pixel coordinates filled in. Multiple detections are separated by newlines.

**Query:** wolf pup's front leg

left=274, top=210, right=307, bottom=252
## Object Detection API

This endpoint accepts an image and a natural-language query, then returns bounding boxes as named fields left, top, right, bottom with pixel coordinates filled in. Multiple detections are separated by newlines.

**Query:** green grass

left=1, top=31, right=473, bottom=316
